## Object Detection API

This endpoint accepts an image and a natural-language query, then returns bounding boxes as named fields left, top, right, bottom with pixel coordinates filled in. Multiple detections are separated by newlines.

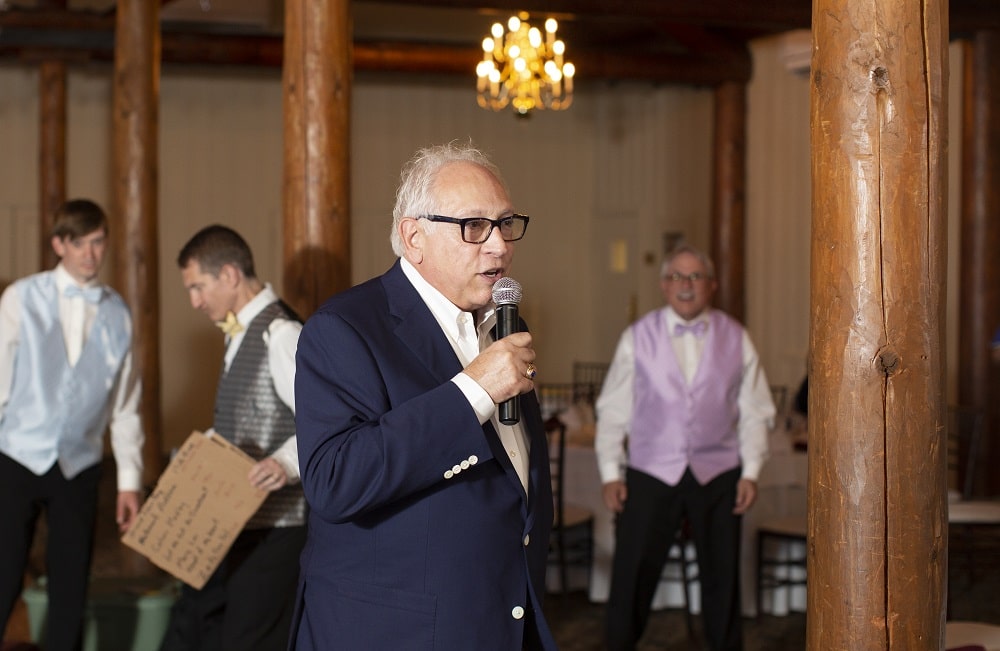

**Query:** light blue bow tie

left=673, top=320, right=707, bottom=338
left=64, top=284, right=103, bottom=303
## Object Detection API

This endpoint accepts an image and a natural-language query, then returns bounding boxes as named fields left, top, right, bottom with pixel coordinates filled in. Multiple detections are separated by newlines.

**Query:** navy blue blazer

left=290, top=260, right=556, bottom=651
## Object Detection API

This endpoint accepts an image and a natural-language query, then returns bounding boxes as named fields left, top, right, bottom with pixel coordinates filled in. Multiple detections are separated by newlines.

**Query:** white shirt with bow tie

left=594, top=305, right=773, bottom=485
left=0, top=263, right=144, bottom=491
left=54, top=265, right=103, bottom=366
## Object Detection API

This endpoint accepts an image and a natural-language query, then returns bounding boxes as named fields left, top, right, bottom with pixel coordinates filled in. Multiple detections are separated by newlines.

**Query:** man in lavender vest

left=0, top=199, right=144, bottom=651
left=160, top=224, right=306, bottom=651
left=595, top=244, right=774, bottom=651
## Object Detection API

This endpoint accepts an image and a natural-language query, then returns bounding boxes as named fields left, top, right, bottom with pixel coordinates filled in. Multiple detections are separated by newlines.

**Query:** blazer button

left=511, top=606, right=525, bottom=620
left=468, top=455, right=478, bottom=465
left=452, top=464, right=462, bottom=475
left=523, top=534, right=530, bottom=546
left=460, top=459, right=470, bottom=469
left=444, top=470, right=454, bottom=479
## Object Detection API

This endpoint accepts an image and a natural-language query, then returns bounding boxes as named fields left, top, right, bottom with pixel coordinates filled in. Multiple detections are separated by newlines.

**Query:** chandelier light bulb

left=529, top=27, right=542, bottom=48
left=545, top=18, right=558, bottom=33
left=491, top=23, right=504, bottom=39
left=508, top=16, right=520, bottom=32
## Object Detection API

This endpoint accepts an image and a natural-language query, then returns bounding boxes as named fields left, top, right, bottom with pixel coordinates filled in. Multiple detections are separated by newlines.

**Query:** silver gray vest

left=214, top=300, right=305, bottom=529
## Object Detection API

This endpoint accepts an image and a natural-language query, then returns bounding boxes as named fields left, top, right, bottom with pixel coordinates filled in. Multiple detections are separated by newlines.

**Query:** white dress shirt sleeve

left=265, top=317, right=302, bottom=482
left=452, top=372, right=496, bottom=424
left=0, top=285, right=21, bottom=420
left=108, top=347, right=145, bottom=492
left=594, top=328, right=635, bottom=485
left=736, top=330, right=775, bottom=482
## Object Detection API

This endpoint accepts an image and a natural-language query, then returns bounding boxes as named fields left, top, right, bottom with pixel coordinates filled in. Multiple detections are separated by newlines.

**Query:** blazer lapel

left=381, top=261, right=463, bottom=382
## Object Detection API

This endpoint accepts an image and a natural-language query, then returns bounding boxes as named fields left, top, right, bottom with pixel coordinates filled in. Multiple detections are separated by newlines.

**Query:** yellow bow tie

left=215, top=311, right=244, bottom=336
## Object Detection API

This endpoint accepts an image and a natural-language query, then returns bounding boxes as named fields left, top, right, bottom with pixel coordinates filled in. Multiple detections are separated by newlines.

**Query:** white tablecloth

left=559, top=427, right=807, bottom=616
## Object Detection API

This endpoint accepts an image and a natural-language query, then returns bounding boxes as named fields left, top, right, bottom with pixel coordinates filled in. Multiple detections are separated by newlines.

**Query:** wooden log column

left=38, top=59, right=66, bottom=271
left=710, top=81, right=747, bottom=323
left=959, top=32, right=1000, bottom=496
left=282, top=0, right=351, bottom=318
left=112, top=0, right=163, bottom=482
left=809, top=0, right=948, bottom=649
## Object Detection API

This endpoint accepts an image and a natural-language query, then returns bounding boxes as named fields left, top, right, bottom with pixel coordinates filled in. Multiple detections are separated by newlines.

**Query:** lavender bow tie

left=64, top=284, right=103, bottom=303
left=673, top=320, right=707, bottom=338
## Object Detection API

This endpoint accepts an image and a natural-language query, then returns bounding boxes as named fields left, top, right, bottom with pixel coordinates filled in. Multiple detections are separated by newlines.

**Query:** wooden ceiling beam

left=356, top=0, right=813, bottom=31
left=362, top=0, right=1000, bottom=32
left=0, top=9, right=751, bottom=83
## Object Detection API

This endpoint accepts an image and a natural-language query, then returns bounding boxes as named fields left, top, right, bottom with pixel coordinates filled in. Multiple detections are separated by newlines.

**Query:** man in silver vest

left=160, top=224, right=306, bottom=651
left=0, top=198, right=145, bottom=651
left=595, top=244, right=774, bottom=651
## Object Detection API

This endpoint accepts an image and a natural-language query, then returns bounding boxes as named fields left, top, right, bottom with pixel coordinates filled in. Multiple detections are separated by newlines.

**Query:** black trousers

left=606, top=466, right=744, bottom=651
left=159, top=525, right=306, bottom=651
left=0, top=453, right=101, bottom=651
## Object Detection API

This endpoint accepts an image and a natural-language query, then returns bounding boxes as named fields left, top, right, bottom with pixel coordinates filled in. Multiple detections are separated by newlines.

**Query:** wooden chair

left=536, top=383, right=577, bottom=421
left=660, top=520, right=698, bottom=640
left=572, top=361, right=609, bottom=405
left=755, top=513, right=808, bottom=618
left=946, top=404, right=1000, bottom=619
left=769, top=384, right=788, bottom=418
left=947, top=405, right=985, bottom=502
left=545, top=417, right=595, bottom=594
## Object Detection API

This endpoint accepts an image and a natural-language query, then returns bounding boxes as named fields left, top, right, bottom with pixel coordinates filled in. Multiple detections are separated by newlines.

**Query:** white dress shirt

left=0, top=264, right=144, bottom=491
left=219, top=283, right=302, bottom=483
left=400, top=258, right=530, bottom=493
left=594, top=306, right=773, bottom=486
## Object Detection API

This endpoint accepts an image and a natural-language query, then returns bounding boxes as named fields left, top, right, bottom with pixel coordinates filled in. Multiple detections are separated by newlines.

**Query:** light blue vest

left=0, top=271, right=132, bottom=479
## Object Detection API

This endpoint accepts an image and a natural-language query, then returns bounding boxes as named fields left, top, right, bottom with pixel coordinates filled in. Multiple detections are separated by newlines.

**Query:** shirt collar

left=399, top=257, right=495, bottom=342
left=665, top=306, right=711, bottom=331
left=54, top=263, right=101, bottom=294
left=235, top=283, right=278, bottom=328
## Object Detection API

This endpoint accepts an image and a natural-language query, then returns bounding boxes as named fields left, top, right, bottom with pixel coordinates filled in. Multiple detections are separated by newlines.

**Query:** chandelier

left=475, top=12, right=576, bottom=116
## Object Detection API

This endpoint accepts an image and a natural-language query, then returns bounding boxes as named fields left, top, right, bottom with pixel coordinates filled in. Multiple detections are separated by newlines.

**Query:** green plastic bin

left=22, top=577, right=177, bottom=651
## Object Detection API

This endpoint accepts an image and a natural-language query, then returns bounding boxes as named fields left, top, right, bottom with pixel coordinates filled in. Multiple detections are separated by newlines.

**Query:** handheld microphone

left=491, top=277, right=523, bottom=425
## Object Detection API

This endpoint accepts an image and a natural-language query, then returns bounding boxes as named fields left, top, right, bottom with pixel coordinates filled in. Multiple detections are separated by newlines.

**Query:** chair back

left=572, top=361, right=609, bottom=405
left=543, top=415, right=595, bottom=594
left=770, top=384, right=788, bottom=418
left=947, top=405, right=985, bottom=500
left=536, top=383, right=576, bottom=420
left=545, top=417, right=569, bottom=528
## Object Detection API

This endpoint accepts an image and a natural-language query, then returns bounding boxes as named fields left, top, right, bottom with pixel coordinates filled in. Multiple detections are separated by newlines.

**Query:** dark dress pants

left=0, top=453, right=101, bottom=651
left=606, top=466, right=744, bottom=651
left=159, top=524, right=306, bottom=651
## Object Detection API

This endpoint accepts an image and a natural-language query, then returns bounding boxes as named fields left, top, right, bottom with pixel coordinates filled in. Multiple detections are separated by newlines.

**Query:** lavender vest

left=628, top=309, right=744, bottom=486
left=0, top=271, right=131, bottom=478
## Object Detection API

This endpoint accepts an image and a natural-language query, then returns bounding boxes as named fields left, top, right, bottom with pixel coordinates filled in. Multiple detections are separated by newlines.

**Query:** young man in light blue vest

left=0, top=199, right=144, bottom=651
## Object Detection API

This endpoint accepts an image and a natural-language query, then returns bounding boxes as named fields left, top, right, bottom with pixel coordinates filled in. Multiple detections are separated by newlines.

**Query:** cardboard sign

left=122, top=431, right=267, bottom=589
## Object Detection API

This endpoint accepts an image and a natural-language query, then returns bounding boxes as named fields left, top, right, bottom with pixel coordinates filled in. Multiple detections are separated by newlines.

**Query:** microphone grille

left=491, top=277, right=522, bottom=305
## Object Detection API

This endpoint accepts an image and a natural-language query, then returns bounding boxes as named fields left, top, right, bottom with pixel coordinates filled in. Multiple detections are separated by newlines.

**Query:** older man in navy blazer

left=291, top=142, right=556, bottom=650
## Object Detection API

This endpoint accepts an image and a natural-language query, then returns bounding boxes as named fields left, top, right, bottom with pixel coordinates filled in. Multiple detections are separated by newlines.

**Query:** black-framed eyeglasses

left=664, top=272, right=707, bottom=283
left=419, top=214, right=530, bottom=244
